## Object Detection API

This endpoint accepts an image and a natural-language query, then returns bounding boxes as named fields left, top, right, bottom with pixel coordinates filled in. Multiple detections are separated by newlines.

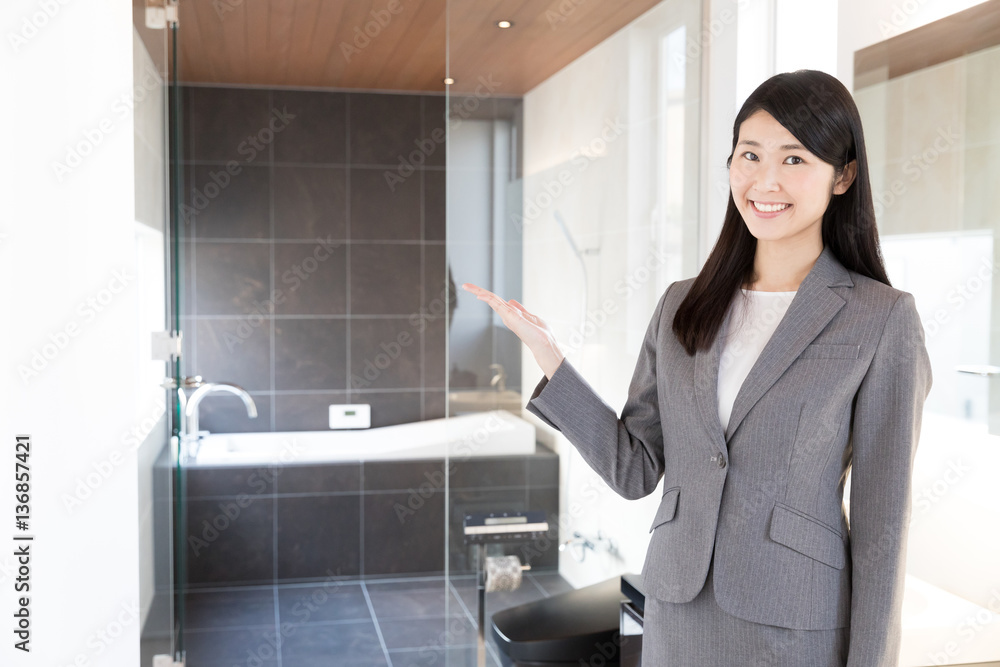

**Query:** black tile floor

left=181, top=571, right=573, bottom=667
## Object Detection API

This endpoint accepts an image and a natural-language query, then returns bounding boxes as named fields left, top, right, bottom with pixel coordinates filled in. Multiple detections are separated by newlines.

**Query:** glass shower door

left=442, top=1, right=703, bottom=663
left=134, top=2, right=181, bottom=665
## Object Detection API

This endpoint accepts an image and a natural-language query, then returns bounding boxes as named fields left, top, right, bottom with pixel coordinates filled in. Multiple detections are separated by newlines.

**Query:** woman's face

left=729, top=110, right=854, bottom=249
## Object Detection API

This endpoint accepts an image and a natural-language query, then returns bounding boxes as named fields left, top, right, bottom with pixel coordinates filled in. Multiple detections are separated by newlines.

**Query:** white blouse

left=717, top=289, right=797, bottom=433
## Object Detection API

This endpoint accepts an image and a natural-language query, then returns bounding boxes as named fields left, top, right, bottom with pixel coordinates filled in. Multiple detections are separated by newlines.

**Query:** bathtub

left=189, top=409, right=537, bottom=467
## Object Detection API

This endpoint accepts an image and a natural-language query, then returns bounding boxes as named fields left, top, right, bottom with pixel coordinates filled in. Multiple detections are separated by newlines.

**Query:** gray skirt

left=641, top=548, right=849, bottom=666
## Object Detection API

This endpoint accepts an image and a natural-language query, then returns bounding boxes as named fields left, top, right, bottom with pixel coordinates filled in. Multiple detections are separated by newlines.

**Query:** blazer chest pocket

left=798, top=343, right=860, bottom=360
left=649, top=486, right=680, bottom=532
left=768, top=502, right=846, bottom=570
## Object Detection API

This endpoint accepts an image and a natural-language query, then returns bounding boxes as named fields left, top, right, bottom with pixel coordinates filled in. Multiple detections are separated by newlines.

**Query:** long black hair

left=672, top=69, right=889, bottom=355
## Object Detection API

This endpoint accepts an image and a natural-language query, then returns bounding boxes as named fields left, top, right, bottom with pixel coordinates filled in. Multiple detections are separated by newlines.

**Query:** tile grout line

left=269, top=88, right=277, bottom=434
left=185, top=237, right=443, bottom=244
left=419, top=95, right=426, bottom=422
left=447, top=577, right=502, bottom=666
left=345, top=93, right=353, bottom=412
left=269, top=90, right=281, bottom=666
left=272, top=473, right=280, bottom=642
left=447, top=576, right=477, bottom=626
left=360, top=581, right=393, bottom=667
left=526, top=572, right=549, bottom=597
left=179, top=158, right=448, bottom=170
left=359, top=461, right=365, bottom=579
left=273, top=582, right=283, bottom=667
left=186, top=386, right=447, bottom=392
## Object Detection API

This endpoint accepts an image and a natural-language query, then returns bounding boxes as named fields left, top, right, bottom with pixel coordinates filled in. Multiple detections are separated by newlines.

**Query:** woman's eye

left=742, top=151, right=758, bottom=161
left=784, top=155, right=803, bottom=165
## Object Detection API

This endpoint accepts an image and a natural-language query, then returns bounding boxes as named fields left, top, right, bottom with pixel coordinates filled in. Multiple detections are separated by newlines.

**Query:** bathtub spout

left=184, top=382, right=258, bottom=440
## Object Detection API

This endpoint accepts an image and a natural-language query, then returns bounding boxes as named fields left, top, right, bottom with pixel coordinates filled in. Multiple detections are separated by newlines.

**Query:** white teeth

left=752, top=201, right=790, bottom=213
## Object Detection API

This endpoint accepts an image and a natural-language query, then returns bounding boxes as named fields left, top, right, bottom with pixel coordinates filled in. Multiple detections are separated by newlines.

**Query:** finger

left=475, top=291, right=516, bottom=316
left=508, top=299, right=541, bottom=322
left=465, top=283, right=502, bottom=303
left=509, top=299, right=532, bottom=314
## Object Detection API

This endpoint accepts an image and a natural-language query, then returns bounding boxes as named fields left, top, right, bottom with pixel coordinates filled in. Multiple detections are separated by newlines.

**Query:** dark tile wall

left=183, top=447, right=559, bottom=587
left=179, top=85, right=450, bottom=433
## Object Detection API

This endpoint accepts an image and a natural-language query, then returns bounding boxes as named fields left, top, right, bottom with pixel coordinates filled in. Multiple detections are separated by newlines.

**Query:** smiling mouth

left=751, top=200, right=791, bottom=213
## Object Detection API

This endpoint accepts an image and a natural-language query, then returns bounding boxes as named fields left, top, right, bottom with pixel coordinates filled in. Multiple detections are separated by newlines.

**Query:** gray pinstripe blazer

left=525, top=246, right=932, bottom=666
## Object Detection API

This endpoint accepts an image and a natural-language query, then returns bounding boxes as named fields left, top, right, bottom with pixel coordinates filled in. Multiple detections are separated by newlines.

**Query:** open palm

left=461, top=283, right=565, bottom=378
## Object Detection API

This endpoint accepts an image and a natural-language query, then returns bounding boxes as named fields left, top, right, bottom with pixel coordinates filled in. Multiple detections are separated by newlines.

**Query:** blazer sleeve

left=846, top=291, right=932, bottom=666
left=524, top=284, right=672, bottom=500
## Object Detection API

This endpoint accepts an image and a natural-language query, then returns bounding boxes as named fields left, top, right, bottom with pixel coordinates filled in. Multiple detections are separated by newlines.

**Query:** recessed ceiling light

left=496, top=20, right=513, bottom=29
left=443, top=77, right=455, bottom=85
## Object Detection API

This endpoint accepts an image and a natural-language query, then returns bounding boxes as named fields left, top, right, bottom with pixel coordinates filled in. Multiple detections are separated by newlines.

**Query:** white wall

left=0, top=1, right=142, bottom=665
left=521, top=0, right=703, bottom=588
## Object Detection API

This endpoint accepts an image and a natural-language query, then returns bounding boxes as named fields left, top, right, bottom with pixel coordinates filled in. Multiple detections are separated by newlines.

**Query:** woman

left=463, top=70, right=932, bottom=666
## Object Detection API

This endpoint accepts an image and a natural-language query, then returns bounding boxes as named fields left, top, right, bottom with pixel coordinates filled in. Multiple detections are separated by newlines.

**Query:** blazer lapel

left=724, top=246, right=853, bottom=440
left=694, top=307, right=731, bottom=459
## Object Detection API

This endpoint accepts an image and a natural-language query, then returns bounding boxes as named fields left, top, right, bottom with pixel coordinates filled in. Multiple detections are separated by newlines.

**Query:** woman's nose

left=754, top=160, right=781, bottom=192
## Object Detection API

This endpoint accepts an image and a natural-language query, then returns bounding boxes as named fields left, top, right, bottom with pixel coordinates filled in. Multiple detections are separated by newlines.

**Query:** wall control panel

left=329, top=404, right=371, bottom=429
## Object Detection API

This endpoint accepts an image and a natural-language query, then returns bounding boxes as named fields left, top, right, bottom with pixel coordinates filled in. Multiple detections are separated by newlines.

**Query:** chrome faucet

left=182, top=381, right=258, bottom=440
left=559, top=531, right=615, bottom=563
left=488, top=363, right=507, bottom=392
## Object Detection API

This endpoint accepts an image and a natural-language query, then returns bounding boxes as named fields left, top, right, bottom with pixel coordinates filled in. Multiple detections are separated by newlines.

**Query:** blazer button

left=717, top=454, right=727, bottom=468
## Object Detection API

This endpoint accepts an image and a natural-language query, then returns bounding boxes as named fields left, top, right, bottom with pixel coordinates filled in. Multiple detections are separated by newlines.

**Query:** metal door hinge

left=151, top=331, right=183, bottom=361
left=145, top=0, right=179, bottom=29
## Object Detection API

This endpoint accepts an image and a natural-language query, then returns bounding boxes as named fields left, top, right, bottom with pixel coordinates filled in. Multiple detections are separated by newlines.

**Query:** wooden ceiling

left=175, top=0, right=662, bottom=95
left=854, top=0, right=1000, bottom=89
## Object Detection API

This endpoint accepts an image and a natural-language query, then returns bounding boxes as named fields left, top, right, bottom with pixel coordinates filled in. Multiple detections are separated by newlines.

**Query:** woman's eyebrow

left=737, top=139, right=806, bottom=151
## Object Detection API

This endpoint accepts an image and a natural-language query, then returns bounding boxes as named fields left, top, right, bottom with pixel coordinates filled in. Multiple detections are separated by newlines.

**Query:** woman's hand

left=461, top=283, right=565, bottom=379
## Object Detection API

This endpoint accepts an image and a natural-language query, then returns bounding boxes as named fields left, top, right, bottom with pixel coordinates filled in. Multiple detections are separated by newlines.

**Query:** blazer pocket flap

left=649, top=486, right=680, bottom=532
left=798, top=343, right=860, bottom=360
left=768, top=503, right=846, bottom=569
